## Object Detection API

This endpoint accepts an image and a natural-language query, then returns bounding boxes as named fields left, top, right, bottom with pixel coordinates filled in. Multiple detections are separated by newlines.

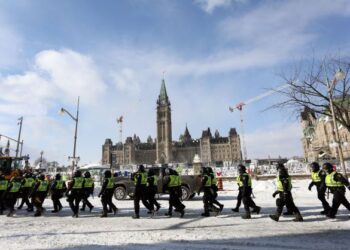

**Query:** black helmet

left=104, top=170, right=112, bottom=178
left=148, top=169, right=155, bottom=176
left=322, top=162, right=334, bottom=173
left=276, top=163, right=285, bottom=170
left=138, top=165, right=145, bottom=172
left=55, top=173, right=61, bottom=180
left=238, top=164, right=246, bottom=174
left=74, top=170, right=82, bottom=178
left=39, top=174, right=45, bottom=181
left=310, top=162, right=320, bottom=172
left=279, top=168, right=289, bottom=177
left=84, top=171, right=91, bottom=178
left=113, top=172, right=119, bottom=177
left=207, top=167, right=214, bottom=174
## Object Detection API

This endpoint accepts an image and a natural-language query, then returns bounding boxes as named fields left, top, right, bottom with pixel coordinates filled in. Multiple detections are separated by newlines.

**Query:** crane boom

left=229, top=83, right=289, bottom=161
left=229, top=84, right=289, bottom=112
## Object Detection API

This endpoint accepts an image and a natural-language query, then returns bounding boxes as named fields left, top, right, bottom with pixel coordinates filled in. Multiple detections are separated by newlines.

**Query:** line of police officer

left=1, top=162, right=349, bottom=220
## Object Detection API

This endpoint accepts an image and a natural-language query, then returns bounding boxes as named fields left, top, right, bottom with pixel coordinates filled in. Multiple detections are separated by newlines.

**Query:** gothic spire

left=158, top=78, right=169, bottom=104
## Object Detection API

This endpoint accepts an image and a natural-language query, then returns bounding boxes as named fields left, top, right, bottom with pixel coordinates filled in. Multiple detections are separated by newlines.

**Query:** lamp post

left=326, top=68, right=347, bottom=176
left=59, top=97, right=80, bottom=175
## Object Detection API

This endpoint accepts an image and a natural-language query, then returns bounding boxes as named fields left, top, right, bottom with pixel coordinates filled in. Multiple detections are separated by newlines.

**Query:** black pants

left=68, top=190, right=82, bottom=215
left=134, top=186, right=152, bottom=215
left=235, top=189, right=242, bottom=208
left=168, top=187, right=185, bottom=214
left=81, top=190, right=93, bottom=210
left=6, top=193, right=19, bottom=213
left=0, top=191, right=6, bottom=212
left=148, top=187, right=160, bottom=210
left=211, top=186, right=222, bottom=208
left=276, top=192, right=301, bottom=216
left=203, top=188, right=214, bottom=213
left=18, top=187, right=33, bottom=209
left=51, top=192, right=63, bottom=211
left=33, top=192, right=46, bottom=214
left=101, top=190, right=117, bottom=214
left=315, top=184, right=330, bottom=212
left=242, top=188, right=257, bottom=214
left=329, top=188, right=350, bottom=217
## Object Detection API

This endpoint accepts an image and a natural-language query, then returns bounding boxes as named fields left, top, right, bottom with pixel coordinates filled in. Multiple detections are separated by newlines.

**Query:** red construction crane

left=229, top=84, right=289, bottom=161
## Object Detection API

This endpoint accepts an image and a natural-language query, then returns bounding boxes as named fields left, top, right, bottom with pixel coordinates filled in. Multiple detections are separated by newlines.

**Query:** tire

left=188, top=193, right=196, bottom=200
left=114, top=186, right=127, bottom=200
left=181, top=185, right=190, bottom=201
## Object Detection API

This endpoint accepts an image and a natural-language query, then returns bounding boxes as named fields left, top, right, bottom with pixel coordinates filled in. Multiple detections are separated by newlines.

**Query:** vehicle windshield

left=0, top=158, right=23, bottom=174
left=0, top=158, right=12, bottom=174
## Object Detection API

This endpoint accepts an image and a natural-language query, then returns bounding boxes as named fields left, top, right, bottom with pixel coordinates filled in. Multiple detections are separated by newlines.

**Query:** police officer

left=51, top=173, right=67, bottom=213
left=98, top=170, right=117, bottom=217
left=6, top=176, right=22, bottom=217
left=237, top=165, right=261, bottom=219
left=0, top=174, right=9, bottom=215
left=147, top=168, right=161, bottom=214
left=66, top=170, right=84, bottom=218
left=323, top=162, right=350, bottom=218
left=164, top=168, right=185, bottom=218
left=18, top=172, right=35, bottom=211
left=81, top=171, right=94, bottom=212
left=208, top=167, right=224, bottom=213
left=198, top=167, right=217, bottom=217
left=31, top=174, right=49, bottom=217
left=308, top=162, right=330, bottom=215
left=270, top=163, right=303, bottom=222
left=132, top=165, right=153, bottom=219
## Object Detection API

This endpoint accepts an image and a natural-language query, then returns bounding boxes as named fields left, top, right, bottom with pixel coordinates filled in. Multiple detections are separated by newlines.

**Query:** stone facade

left=102, top=79, right=242, bottom=167
left=301, top=107, right=350, bottom=162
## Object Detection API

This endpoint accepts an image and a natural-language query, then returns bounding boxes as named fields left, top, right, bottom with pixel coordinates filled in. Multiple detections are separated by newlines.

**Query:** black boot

left=293, top=213, right=303, bottom=222
left=251, top=206, right=261, bottom=214
left=201, top=212, right=210, bottom=217
left=232, top=208, right=239, bottom=212
left=132, top=214, right=140, bottom=219
left=165, top=212, right=172, bottom=217
left=100, top=212, right=108, bottom=218
left=179, top=210, right=185, bottom=218
left=241, top=213, right=251, bottom=219
left=269, top=214, right=279, bottom=222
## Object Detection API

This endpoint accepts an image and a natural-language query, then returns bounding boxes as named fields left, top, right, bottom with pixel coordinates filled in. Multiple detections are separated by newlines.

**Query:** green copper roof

left=159, top=79, right=168, bottom=101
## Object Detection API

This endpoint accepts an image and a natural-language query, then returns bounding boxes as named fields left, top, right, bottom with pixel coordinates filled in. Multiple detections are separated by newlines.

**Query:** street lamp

left=59, top=97, right=80, bottom=175
left=326, top=68, right=347, bottom=176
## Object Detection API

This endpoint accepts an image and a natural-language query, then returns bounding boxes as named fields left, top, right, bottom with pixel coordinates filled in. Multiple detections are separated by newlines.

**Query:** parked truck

left=113, top=165, right=201, bottom=201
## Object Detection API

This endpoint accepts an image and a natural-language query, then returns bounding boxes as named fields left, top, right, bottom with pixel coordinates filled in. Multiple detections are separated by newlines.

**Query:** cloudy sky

left=0, top=0, right=349, bottom=165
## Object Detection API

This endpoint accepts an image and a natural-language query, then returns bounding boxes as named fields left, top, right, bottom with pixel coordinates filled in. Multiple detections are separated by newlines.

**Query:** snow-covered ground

left=1, top=180, right=350, bottom=250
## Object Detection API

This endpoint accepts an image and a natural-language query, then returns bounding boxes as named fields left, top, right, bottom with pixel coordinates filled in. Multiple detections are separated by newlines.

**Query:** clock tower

left=156, top=79, right=172, bottom=163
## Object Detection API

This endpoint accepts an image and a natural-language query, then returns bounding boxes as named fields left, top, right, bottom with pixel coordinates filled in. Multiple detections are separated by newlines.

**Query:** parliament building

left=102, top=79, right=242, bottom=166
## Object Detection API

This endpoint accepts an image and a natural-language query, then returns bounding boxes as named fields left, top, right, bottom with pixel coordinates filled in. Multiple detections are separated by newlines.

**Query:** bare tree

left=272, top=56, right=350, bottom=131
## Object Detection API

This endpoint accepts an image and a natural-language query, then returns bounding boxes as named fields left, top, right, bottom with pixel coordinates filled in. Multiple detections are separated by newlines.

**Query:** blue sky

left=0, top=0, right=350, bottom=165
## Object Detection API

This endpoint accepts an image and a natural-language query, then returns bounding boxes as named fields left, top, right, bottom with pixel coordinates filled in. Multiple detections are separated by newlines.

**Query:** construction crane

left=229, top=84, right=289, bottom=161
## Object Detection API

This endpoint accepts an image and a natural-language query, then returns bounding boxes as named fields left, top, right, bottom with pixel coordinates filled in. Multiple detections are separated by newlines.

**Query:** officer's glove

left=308, top=185, right=312, bottom=191
left=98, top=193, right=101, bottom=198
left=272, top=191, right=278, bottom=198
left=347, top=185, right=350, bottom=191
